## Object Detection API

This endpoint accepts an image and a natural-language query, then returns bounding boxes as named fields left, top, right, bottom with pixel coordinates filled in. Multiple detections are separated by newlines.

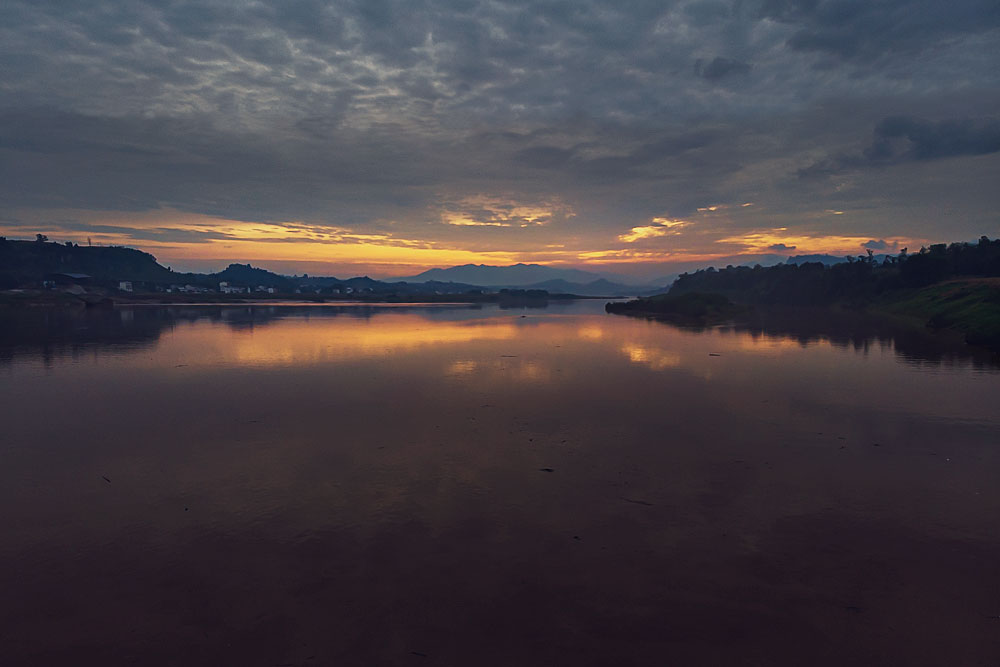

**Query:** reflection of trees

left=630, top=305, right=998, bottom=368
left=0, top=304, right=490, bottom=365
left=0, top=307, right=171, bottom=367
left=217, top=304, right=488, bottom=329
left=717, top=307, right=999, bottom=369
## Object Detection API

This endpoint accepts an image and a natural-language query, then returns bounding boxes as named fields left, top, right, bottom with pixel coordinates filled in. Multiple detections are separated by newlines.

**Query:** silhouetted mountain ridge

left=397, top=263, right=644, bottom=287
left=0, top=240, right=558, bottom=296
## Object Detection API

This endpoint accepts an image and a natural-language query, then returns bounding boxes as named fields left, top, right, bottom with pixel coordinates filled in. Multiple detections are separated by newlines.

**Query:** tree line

left=669, top=237, right=1000, bottom=304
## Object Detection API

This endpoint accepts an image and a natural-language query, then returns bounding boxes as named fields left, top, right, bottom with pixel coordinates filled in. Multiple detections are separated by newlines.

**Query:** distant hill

left=669, top=238, right=1000, bottom=305
left=398, top=263, right=614, bottom=287
left=215, top=263, right=294, bottom=289
left=0, top=238, right=174, bottom=287
left=0, top=239, right=519, bottom=296
left=614, top=238, right=1000, bottom=349
left=396, top=262, right=672, bottom=294
left=8, top=237, right=906, bottom=299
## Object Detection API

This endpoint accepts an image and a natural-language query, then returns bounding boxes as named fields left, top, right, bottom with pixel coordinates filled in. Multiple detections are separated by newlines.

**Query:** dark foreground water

left=1, top=301, right=998, bottom=666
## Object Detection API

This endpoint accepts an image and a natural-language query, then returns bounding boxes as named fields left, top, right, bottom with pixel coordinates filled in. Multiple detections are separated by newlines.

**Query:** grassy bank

left=873, top=278, right=1000, bottom=348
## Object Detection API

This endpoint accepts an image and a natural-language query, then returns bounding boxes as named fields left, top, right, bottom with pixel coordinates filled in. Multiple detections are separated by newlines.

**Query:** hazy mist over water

left=2, top=301, right=998, bottom=665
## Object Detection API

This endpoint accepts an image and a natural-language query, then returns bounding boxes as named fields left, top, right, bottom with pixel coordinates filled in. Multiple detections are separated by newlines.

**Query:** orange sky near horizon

left=6, top=206, right=926, bottom=279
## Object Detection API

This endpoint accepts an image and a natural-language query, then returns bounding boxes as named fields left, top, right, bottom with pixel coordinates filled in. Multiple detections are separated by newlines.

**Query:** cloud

left=866, top=116, right=1000, bottom=162
left=440, top=195, right=574, bottom=230
left=716, top=230, right=915, bottom=256
left=758, top=0, right=1000, bottom=61
left=861, top=239, right=900, bottom=252
left=801, top=115, right=1000, bottom=176
left=619, top=217, right=689, bottom=243
left=619, top=225, right=672, bottom=243
left=0, top=0, right=997, bottom=274
left=513, top=146, right=577, bottom=169
left=694, top=57, right=752, bottom=80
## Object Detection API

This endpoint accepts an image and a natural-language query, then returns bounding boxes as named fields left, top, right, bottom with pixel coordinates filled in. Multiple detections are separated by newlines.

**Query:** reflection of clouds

left=447, top=360, right=479, bottom=375
left=731, top=333, right=823, bottom=353
left=445, top=358, right=552, bottom=384
left=155, top=315, right=518, bottom=368
left=620, top=343, right=681, bottom=370
left=447, top=358, right=552, bottom=383
left=512, top=360, right=550, bottom=383
left=577, top=326, right=604, bottom=340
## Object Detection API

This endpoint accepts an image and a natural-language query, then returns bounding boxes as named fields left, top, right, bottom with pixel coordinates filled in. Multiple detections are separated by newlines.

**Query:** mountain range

left=395, top=256, right=865, bottom=295
left=396, top=263, right=669, bottom=296
left=2, top=237, right=877, bottom=297
left=398, top=263, right=626, bottom=286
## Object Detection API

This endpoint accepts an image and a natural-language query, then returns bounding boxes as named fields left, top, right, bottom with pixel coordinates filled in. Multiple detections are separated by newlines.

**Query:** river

left=1, top=301, right=998, bottom=665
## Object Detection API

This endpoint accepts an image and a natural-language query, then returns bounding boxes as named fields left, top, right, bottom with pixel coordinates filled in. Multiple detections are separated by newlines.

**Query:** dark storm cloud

left=862, top=239, right=892, bottom=251
left=0, top=0, right=997, bottom=251
left=758, top=0, right=1000, bottom=60
left=867, top=116, right=1000, bottom=162
left=767, top=243, right=796, bottom=251
left=695, top=57, right=752, bottom=80
left=0, top=106, right=443, bottom=222
left=514, top=146, right=578, bottom=169
left=512, top=128, right=722, bottom=180
left=801, top=115, right=1000, bottom=175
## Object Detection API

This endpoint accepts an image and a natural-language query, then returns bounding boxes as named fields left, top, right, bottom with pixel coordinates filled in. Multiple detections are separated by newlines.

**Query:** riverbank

left=0, top=288, right=596, bottom=309
left=871, top=278, right=1000, bottom=348
left=606, top=280, right=1000, bottom=353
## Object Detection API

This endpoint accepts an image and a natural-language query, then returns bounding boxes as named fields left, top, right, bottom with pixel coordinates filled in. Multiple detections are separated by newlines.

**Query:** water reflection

left=1, top=301, right=997, bottom=370
left=733, top=307, right=1000, bottom=368
left=620, top=306, right=999, bottom=370
left=620, top=343, right=682, bottom=370
left=1, top=300, right=999, bottom=665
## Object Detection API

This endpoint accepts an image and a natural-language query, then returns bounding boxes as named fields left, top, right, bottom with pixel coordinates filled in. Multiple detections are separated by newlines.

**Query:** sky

left=1, top=0, right=998, bottom=279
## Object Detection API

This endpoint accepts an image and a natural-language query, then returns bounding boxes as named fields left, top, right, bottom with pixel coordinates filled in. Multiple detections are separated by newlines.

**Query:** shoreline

left=0, top=289, right=610, bottom=309
left=605, top=287, right=1000, bottom=354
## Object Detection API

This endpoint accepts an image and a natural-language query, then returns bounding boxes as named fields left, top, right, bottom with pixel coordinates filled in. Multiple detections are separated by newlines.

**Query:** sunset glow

left=1, top=0, right=994, bottom=279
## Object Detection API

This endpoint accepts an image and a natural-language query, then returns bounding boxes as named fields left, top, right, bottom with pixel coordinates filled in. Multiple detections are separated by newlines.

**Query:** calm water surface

left=1, top=301, right=998, bottom=666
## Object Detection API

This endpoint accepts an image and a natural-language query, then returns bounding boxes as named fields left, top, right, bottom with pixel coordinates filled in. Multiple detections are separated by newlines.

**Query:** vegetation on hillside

left=0, top=235, right=173, bottom=288
left=669, top=237, right=1000, bottom=304
left=0, top=237, right=594, bottom=306
left=607, top=237, right=1000, bottom=350
left=878, top=279, right=1000, bottom=348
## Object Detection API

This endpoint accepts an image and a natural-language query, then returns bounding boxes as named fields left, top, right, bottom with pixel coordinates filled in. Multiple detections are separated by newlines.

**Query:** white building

left=219, top=281, right=248, bottom=294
